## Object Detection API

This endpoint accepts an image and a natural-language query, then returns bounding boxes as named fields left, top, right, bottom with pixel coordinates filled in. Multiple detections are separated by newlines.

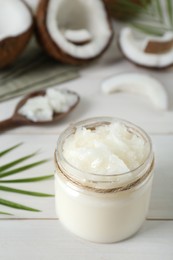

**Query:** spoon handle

left=0, top=118, right=21, bottom=132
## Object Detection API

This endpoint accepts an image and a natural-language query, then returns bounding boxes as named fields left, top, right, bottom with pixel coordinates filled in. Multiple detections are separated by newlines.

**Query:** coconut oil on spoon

left=0, top=89, right=80, bottom=132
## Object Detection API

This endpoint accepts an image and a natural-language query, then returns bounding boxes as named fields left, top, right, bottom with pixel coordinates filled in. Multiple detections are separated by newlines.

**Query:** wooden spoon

left=0, top=90, right=80, bottom=132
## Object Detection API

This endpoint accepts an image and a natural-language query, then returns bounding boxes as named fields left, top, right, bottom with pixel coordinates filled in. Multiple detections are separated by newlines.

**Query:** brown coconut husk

left=35, top=0, right=113, bottom=65
left=0, top=26, right=33, bottom=69
left=144, top=39, right=173, bottom=54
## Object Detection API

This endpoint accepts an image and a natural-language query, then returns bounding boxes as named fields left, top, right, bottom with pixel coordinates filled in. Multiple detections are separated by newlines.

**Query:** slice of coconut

left=101, top=72, right=168, bottom=110
left=119, top=27, right=173, bottom=68
left=0, top=0, right=33, bottom=69
left=35, top=0, right=113, bottom=64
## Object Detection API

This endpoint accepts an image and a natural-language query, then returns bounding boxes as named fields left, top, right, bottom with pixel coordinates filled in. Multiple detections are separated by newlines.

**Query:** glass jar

left=54, top=117, right=154, bottom=243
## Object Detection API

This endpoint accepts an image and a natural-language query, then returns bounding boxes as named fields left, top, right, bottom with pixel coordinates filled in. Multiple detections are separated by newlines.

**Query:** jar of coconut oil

left=54, top=117, right=154, bottom=243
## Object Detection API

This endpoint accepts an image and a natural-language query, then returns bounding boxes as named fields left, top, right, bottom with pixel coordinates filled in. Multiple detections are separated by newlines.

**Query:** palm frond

left=130, top=22, right=171, bottom=36
left=0, top=143, right=23, bottom=157
left=155, top=0, right=164, bottom=21
left=0, top=151, right=39, bottom=172
left=0, top=185, right=54, bottom=197
left=110, top=0, right=151, bottom=15
left=0, top=159, right=49, bottom=179
left=0, top=175, right=53, bottom=183
left=0, top=211, right=13, bottom=215
left=138, top=0, right=148, bottom=7
left=166, top=0, right=173, bottom=26
left=0, top=143, right=52, bottom=215
left=111, top=0, right=173, bottom=36
left=0, top=198, right=40, bottom=212
left=117, top=0, right=148, bottom=11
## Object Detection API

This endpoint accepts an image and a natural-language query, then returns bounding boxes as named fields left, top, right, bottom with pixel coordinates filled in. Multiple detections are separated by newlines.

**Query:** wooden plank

left=0, top=220, right=172, bottom=260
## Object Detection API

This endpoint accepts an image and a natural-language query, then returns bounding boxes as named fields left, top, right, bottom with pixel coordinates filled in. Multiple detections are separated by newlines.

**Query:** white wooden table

left=0, top=41, right=173, bottom=260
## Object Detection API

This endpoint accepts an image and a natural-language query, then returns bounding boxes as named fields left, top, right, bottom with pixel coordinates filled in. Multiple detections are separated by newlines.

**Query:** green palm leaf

left=117, top=0, right=147, bottom=12
left=110, top=0, right=152, bottom=15
left=140, top=0, right=150, bottom=7
left=0, top=143, right=23, bottom=157
left=0, top=211, right=13, bottom=215
left=0, top=151, right=39, bottom=172
left=111, top=0, right=173, bottom=36
left=166, top=0, right=173, bottom=26
left=0, top=198, right=40, bottom=212
left=0, top=159, right=49, bottom=178
left=0, top=175, right=53, bottom=183
left=130, top=22, right=168, bottom=36
left=155, top=0, right=163, bottom=21
left=0, top=185, right=54, bottom=197
left=0, top=143, right=52, bottom=215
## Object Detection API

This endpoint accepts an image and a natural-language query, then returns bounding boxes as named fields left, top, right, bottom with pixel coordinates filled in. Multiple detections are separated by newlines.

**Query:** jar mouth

left=56, top=117, right=153, bottom=182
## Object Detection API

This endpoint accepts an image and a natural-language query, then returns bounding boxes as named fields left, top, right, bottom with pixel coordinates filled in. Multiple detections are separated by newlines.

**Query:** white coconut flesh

left=0, top=0, right=32, bottom=41
left=119, top=27, right=173, bottom=68
left=101, top=73, right=168, bottom=110
left=46, top=0, right=112, bottom=59
left=64, top=29, right=92, bottom=43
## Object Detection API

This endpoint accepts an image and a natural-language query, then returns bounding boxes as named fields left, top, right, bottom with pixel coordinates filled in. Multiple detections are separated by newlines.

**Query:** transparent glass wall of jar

left=54, top=117, right=154, bottom=243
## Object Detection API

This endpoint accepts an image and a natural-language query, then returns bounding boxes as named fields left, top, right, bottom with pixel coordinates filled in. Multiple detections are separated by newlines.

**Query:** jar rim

left=56, top=117, right=153, bottom=183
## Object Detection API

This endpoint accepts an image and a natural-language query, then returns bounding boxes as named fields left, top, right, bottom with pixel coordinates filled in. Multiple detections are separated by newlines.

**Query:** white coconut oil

left=19, top=89, right=77, bottom=122
left=55, top=117, right=154, bottom=243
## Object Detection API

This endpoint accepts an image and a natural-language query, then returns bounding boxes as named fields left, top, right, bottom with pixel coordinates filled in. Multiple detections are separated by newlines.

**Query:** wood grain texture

left=0, top=220, right=172, bottom=260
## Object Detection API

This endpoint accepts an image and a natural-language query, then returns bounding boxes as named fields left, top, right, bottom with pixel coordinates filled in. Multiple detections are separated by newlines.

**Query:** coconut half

left=101, top=72, right=168, bottom=110
left=36, top=0, right=113, bottom=64
left=0, top=0, right=33, bottom=69
left=119, top=27, right=173, bottom=69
